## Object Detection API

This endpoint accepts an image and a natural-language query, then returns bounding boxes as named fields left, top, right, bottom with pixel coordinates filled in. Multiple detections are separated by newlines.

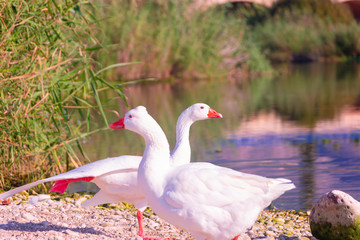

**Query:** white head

left=109, top=106, right=171, bottom=164
left=180, top=103, right=222, bottom=123
left=109, top=106, right=153, bottom=135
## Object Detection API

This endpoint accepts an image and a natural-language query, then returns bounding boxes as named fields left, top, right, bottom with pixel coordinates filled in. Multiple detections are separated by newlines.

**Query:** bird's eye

left=200, top=106, right=204, bottom=109
left=128, top=114, right=133, bottom=118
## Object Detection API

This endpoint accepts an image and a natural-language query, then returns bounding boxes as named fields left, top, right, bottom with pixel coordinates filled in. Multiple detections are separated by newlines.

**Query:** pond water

left=79, top=62, right=360, bottom=210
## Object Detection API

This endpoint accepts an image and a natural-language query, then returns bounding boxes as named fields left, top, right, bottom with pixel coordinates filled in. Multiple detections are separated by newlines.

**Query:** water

left=79, top=62, right=360, bottom=210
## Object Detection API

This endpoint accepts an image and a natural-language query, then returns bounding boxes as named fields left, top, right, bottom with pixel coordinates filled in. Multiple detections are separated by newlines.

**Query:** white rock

left=13, top=205, right=20, bottom=210
left=64, top=197, right=74, bottom=203
left=75, top=196, right=87, bottom=207
left=64, top=229, right=78, bottom=236
left=265, top=230, right=276, bottom=237
left=49, top=236, right=65, bottom=240
left=25, top=204, right=34, bottom=211
left=37, top=194, right=51, bottom=201
left=310, top=190, right=360, bottom=239
left=12, top=211, right=20, bottom=217
left=310, top=190, right=360, bottom=226
left=22, top=212, right=36, bottom=222
left=28, top=196, right=39, bottom=205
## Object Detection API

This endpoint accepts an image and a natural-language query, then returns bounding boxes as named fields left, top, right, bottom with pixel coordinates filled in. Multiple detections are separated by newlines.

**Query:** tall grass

left=94, top=1, right=248, bottom=80
left=0, top=0, right=127, bottom=191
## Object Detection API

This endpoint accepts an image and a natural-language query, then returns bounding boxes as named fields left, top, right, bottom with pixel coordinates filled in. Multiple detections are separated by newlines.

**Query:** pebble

left=22, top=212, right=36, bottom=222
left=37, top=194, right=51, bottom=201
left=28, top=196, right=39, bottom=205
left=0, top=194, right=314, bottom=239
left=265, top=230, right=277, bottom=237
left=25, top=205, right=34, bottom=211
left=64, top=229, right=78, bottom=236
left=75, top=197, right=87, bottom=206
left=49, top=236, right=65, bottom=240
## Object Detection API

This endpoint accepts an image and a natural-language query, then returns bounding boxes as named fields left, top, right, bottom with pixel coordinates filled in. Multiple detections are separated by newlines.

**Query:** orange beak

left=109, top=117, right=125, bottom=129
left=207, top=108, right=223, bottom=118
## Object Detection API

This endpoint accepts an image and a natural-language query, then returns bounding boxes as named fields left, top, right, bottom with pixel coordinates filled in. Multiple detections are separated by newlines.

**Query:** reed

left=0, top=0, right=128, bottom=190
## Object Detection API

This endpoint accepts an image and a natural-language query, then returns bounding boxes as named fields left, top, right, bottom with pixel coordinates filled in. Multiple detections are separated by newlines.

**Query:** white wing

left=0, top=155, right=141, bottom=200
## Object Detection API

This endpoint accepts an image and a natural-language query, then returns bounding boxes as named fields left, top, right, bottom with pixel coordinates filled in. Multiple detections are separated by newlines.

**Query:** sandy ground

left=0, top=194, right=315, bottom=240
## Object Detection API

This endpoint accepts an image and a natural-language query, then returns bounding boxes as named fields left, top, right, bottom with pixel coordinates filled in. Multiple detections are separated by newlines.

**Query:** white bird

left=0, top=103, right=222, bottom=239
left=111, top=106, right=295, bottom=240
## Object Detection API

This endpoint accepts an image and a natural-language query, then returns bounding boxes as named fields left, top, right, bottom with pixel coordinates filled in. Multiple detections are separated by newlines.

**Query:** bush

left=251, top=0, right=360, bottom=62
left=271, top=0, right=354, bottom=24
left=333, top=23, right=360, bottom=57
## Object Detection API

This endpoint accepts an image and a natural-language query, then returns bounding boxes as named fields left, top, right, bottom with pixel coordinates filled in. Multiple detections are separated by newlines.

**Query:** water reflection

left=79, top=62, right=360, bottom=210
left=298, top=140, right=317, bottom=210
left=222, top=106, right=360, bottom=210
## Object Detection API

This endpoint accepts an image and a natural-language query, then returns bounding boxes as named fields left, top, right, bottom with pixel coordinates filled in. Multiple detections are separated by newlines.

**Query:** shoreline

left=0, top=193, right=316, bottom=240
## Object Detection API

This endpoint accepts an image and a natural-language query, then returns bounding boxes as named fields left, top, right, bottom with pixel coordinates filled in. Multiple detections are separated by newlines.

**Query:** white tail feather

left=0, top=178, right=51, bottom=200
left=268, top=178, right=295, bottom=200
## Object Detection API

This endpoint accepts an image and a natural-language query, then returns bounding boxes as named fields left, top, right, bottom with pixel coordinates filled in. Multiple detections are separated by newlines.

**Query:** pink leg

left=136, top=210, right=170, bottom=240
left=137, top=210, right=145, bottom=237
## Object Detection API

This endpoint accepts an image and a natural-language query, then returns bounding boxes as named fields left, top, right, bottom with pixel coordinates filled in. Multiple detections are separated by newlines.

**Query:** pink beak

left=207, top=108, right=223, bottom=118
left=109, top=117, right=125, bottom=129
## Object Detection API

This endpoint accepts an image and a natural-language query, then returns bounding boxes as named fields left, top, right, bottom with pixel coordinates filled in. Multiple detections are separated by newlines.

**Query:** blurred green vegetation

left=93, top=0, right=253, bottom=80
left=270, top=0, right=354, bottom=24
left=217, top=0, right=360, bottom=63
left=247, top=0, right=360, bottom=62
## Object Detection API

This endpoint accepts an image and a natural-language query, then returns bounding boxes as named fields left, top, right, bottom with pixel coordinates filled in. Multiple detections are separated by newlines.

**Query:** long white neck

left=170, top=112, right=194, bottom=167
left=137, top=117, right=171, bottom=199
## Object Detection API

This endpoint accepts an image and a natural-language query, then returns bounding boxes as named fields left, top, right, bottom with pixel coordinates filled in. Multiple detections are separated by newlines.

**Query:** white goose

left=0, top=103, right=222, bottom=239
left=111, top=106, right=295, bottom=240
